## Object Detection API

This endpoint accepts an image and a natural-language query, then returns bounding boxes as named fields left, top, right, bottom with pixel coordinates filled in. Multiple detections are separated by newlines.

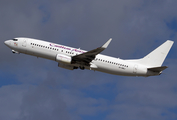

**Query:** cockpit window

left=12, top=38, right=18, bottom=41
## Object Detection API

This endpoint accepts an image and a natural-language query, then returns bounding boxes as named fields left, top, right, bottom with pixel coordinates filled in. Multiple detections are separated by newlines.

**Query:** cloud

left=0, top=0, right=177, bottom=120
left=18, top=84, right=70, bottom=120
left=106, top=59, right=177, bottom=120
left=0, top=85, right=28, bottom=120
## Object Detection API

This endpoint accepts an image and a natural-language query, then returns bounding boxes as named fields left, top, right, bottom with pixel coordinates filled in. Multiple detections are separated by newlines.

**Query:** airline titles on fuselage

left=49, top=43, right=85, bottom=53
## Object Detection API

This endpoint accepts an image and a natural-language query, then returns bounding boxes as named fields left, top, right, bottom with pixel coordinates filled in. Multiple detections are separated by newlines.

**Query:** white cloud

left=0, top=0, right=177, bottom=120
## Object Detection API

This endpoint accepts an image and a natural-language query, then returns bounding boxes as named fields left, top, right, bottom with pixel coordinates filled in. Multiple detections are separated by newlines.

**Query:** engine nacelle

left=56, top=54, right=72, bottom=64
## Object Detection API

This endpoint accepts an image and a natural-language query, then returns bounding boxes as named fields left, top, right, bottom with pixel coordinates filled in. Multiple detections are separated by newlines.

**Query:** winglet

left=102, top=38, right=112, bottom=48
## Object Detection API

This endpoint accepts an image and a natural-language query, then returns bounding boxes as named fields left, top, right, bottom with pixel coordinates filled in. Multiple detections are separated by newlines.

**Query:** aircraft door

left=22, top=39, right=27, bottom=47
left=133, top=64, right=138, bottom=74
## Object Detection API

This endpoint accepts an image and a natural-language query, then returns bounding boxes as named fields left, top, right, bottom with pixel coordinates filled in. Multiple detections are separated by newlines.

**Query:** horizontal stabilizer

left=148, top=66, right=168, bottom=72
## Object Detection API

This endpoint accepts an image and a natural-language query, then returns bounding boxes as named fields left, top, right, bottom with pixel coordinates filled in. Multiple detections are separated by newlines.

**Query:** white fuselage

left=4, top=38, right=160, bottom=77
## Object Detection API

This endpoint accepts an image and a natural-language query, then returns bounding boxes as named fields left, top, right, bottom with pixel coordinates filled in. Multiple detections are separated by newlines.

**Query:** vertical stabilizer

left=139, top=40, right=174, bottom=67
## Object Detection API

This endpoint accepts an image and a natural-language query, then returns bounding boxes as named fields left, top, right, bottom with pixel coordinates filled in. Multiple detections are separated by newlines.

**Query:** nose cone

left=4, top=40, right=11, bottom=46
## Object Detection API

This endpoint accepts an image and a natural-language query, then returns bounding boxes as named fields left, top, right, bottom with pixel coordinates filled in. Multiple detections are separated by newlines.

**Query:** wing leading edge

left=71, top=38, right=112, bottom=66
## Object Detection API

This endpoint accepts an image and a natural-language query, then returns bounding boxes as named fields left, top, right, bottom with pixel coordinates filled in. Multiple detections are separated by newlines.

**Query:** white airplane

left=4, top=37, right=174, bottom=77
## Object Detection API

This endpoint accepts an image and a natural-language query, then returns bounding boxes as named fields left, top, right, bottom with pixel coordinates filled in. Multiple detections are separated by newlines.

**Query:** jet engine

left=56, top=54, right=72, bottom=64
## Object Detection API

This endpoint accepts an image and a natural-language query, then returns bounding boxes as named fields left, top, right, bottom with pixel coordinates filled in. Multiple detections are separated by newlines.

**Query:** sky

left=0, top=0, right=177, bottom=120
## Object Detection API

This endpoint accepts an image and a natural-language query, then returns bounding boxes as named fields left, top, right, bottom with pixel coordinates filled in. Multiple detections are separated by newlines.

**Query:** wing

left=71, top=38, right=112, bottom=66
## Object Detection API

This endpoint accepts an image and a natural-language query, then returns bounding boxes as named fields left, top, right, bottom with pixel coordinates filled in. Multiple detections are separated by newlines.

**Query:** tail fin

left=139, top=40, right=174, bottom=67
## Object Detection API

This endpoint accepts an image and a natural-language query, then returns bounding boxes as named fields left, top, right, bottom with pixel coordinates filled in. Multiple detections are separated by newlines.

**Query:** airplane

left=4, top=37, right=174, bottom=77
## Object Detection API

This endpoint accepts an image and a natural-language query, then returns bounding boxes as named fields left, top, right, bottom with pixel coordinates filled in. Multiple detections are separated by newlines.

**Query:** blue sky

left=0, top=0, right=177, bottom=120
